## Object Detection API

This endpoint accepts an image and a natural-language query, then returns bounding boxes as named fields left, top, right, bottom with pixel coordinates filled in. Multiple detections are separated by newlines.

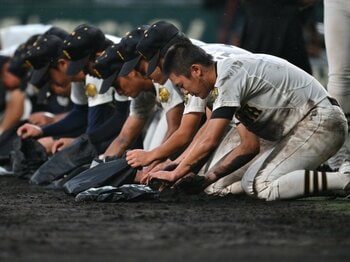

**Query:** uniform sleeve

left=129, top=91, right=157, bottom=119
left=70, top=82, right=88, bottom=105
left=183, top=95, right=207, bottom=114
left=213, top=59, right=244, bottom=112
left=105, top=34, right=121, bottom=44
left=154, top=80, right=183, bottom=114
left=85, top=75, right=114, bottom=107
left=41, top=104, right=88, bottom=137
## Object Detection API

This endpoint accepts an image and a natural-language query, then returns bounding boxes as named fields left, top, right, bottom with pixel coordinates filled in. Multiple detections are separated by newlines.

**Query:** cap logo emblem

left=92, top=69, right=102, bottom=78
left=117, top=50, right=124, bottom=61
left=137, top=51, right=146, bottom=59
left=208, top=87, right=219, bottom=103
left=63, top=50, right=72, bottom=59
left=213, top=87, right=219, bottom=97
left=24, top=60, right=33, bottom=68
left=158, top=86, right=170, bottom=102
left=85, top=83, right=97, bottom=97
left=184, top=94, right=189, bottom=105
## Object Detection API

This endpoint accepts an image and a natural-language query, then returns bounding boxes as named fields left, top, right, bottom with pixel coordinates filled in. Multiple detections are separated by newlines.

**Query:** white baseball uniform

left=211, top=54, right=347, bottom=200
left=181, top=43, right=253, bottom=195
left=129, top=79, right=184, bottom=151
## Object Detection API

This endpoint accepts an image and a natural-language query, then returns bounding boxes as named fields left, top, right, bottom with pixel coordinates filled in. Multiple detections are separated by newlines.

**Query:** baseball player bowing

left=147, top=42, right=350, bottom=201
left=94, top=26, right=184, bottom=160
left=124, top=21, right=251, bottom=168
left=124, top=21, right=273, bottom=195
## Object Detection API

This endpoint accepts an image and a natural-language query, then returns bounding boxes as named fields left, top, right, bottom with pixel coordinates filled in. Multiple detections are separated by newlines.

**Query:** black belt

left=327, top=97, right=340, bottom=107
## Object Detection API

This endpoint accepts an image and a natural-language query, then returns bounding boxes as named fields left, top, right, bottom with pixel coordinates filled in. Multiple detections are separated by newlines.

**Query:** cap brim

left=36, top=81, right=51, bottom=104
left=66, top=56, right=89, bottom=76
left=146, top=51, right=160, bottom=77
left=30, top=64, right=49, bottom=86
left=119, top=56, right=141, bottom=77
left=100, top=71, right=118, bottom=94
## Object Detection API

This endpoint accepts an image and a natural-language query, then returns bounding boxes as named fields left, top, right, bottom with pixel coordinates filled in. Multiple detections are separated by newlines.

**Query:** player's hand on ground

left=148, top=159, right=178, bottom=173
left=102, top=144, right=119, bottom=159
left=146, top=170, right=177, bottom=188
left=126, top=149, right=153, bottom=168
left=38, top=137, right=55, bottom=154
left=172, top=172, right=208, bottom=194
left=51, top=138, right=74, bottom=154
left=28, top=112, right=55, bottom=126
left=135, top=168, right=151, bottom=184
left=17, top=123, right=43, bottom=139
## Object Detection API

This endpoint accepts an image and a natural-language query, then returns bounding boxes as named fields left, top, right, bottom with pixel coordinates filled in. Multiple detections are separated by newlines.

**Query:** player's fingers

left=52, top=141, right=63, bottom=154
left=17, top=127, right=25, bottom=136
left=127, top=158, right=136, bottom=167
left=19, top=128, right=29, bottom=138
left=140, top=174, right=149, bottom=185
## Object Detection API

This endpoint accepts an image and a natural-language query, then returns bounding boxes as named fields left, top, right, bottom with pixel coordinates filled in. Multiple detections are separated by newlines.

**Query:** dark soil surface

left=0, top=175, right=350, bottom=262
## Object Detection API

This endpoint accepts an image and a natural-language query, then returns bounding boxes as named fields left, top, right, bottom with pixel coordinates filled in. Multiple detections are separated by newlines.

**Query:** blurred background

left=0, top=0, right=326, bottom=83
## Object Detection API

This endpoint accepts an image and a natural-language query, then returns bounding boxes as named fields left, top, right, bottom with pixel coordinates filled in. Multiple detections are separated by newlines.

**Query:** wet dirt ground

left=0, top=175, right=349, bottom=262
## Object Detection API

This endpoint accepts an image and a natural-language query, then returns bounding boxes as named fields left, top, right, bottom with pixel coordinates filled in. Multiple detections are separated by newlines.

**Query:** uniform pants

left=241, top=98, right=347, bottom=200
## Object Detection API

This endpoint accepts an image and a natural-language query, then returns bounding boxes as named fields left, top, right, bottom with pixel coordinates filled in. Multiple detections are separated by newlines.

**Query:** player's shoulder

left=190, top=38, right=206, bottom=46
left=201, top=43, right=251, bottom=56
left=105, top=34, right=121, bottom=44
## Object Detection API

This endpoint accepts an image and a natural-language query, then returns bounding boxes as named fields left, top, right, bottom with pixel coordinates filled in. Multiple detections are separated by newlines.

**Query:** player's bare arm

left=0, top=89, right=25, bottom=133
left=102, top=116, right=146, bottom=159
left=205, top=123, right=260, bottom=186
left=17, top=123, right=43, bottom=139
left=147, top=117, right=231, bottom=184
left=51, top=137, right=75, bottom=154
left=162, top=103, right=184, bottom=142
left=126, top=111, right=203, bottom=167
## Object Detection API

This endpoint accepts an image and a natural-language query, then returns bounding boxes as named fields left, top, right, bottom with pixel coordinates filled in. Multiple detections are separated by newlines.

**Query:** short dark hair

left=163, top=43, right=214, bottom=78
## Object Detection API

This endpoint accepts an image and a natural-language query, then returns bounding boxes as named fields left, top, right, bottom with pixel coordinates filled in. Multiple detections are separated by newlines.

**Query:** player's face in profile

left=1, top=62, right=21, bottom=90
left=114, top=70, right=153, bottom=98
left=149, top=65, right=167, bottom=85
left=50, top=83, right=71, bottom=97
left=169, top=73, right=199, bottom=97
left=49, top=63, right=71, bottom=87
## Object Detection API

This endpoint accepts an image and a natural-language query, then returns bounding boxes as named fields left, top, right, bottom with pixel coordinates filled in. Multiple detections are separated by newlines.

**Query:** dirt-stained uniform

left=212, top=54, right=347, bottom=200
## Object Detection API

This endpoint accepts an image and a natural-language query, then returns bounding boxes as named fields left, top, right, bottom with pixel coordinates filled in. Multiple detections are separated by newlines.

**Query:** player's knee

left=255, top=180, right=280, bottom=201
left=242, top=176, right=280, bottom=201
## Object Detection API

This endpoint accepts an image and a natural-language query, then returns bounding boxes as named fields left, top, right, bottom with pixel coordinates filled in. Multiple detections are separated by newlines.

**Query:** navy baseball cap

left=8, top=43, right=30, bottom=79
left=6, top=34, right=40, bottom=79
left=118, top=25, right=150, bottom=77
left=136, top=21, right=185, bottom=76
left=62, top=24, right=106, bottom=76
left=44, top=26, right=69, bottom=41
left=93, top=43, right=125, bottom=94
left=24, top=34, right=64, bottom=87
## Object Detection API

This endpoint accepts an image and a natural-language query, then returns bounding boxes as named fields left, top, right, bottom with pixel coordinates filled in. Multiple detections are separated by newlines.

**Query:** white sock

left=266, top=169, right=347, bottom=200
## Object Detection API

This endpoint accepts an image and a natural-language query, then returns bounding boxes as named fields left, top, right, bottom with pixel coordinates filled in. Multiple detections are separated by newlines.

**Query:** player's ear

left=57, top=58, right=67, bottom=70
left=190, top=64, right=201, bottom=77
left=127, top=70, right=137, bottom=77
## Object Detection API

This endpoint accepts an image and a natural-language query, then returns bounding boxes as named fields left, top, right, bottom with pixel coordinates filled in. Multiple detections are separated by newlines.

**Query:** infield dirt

left=0, top=175, right=349, bottom=261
